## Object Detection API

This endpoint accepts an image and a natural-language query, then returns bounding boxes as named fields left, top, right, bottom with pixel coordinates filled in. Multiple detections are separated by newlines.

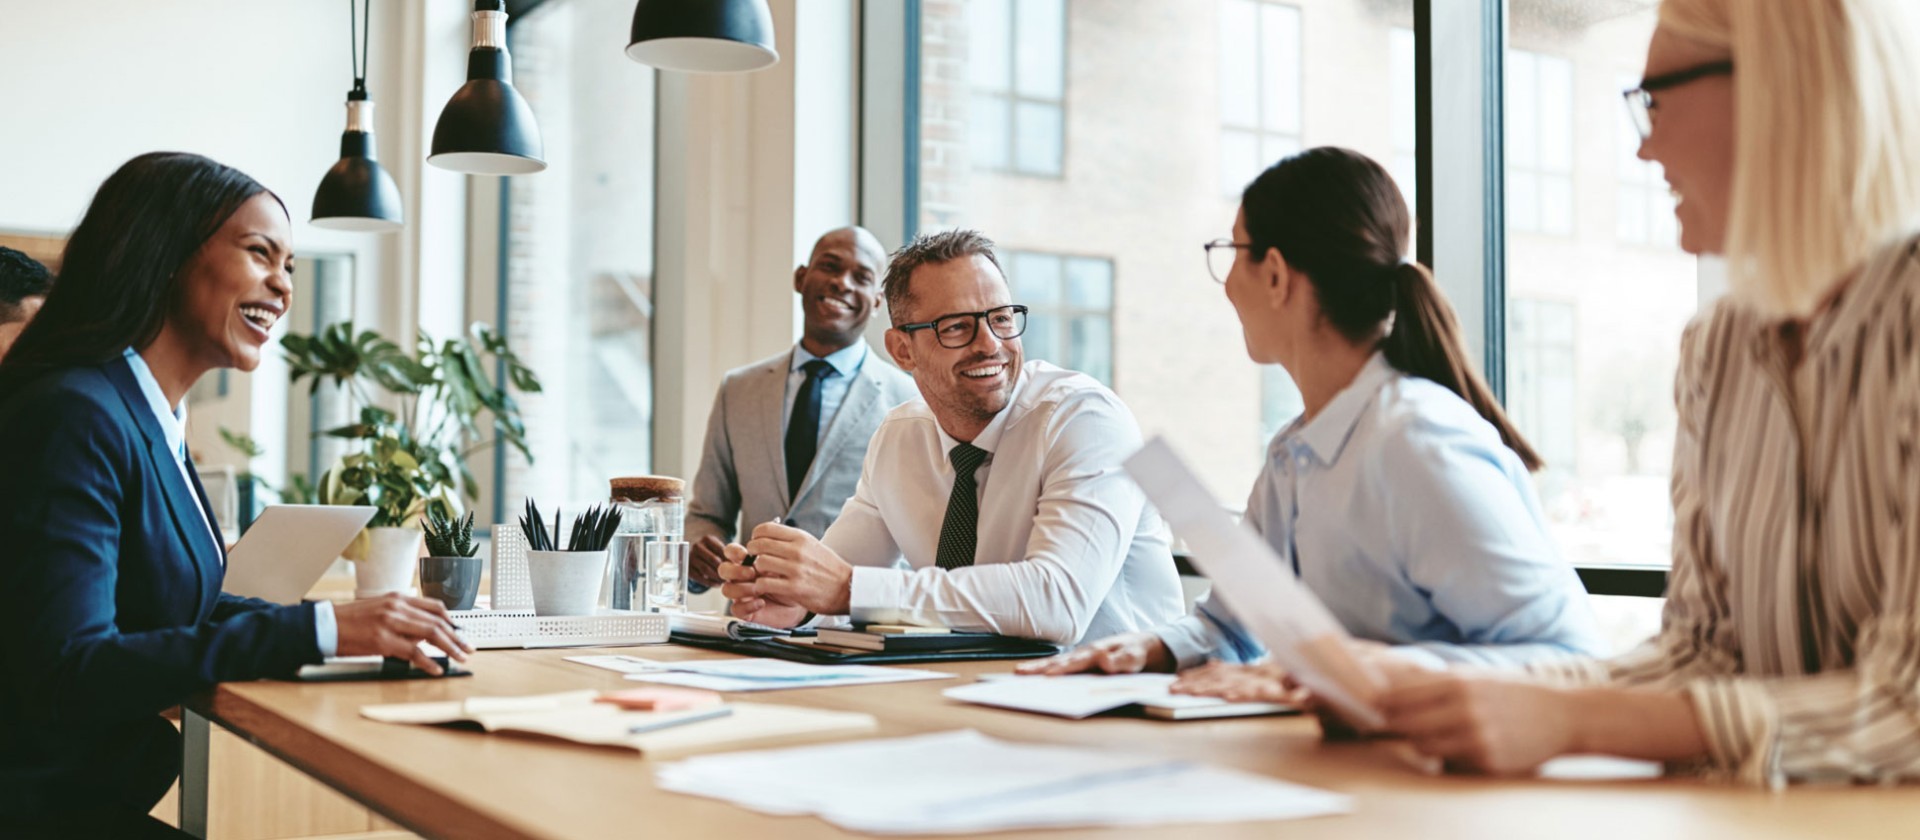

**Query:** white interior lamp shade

left=429, top=0, right=546, bottom=175
left=626, top=0, right=779, bottom=74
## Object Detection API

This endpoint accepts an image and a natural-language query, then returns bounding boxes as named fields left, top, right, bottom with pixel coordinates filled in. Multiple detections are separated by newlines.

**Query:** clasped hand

left=716, top=522, right=854, bottom=627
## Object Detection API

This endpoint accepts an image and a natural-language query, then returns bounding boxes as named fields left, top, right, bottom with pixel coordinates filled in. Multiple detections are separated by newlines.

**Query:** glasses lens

left=987, top=306, right=1027, bottom=340
left=1624, top=92, right=1652, bottom=139
left=933, top=313, right=977, bottom=348
left=1207, top=243, right=1235, bottom=283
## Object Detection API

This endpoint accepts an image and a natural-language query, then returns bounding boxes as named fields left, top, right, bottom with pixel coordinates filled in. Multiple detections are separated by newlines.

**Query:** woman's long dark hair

left=1242, top=146, right=1543, bottom=471
left=0, top=152, right=277, bottom=398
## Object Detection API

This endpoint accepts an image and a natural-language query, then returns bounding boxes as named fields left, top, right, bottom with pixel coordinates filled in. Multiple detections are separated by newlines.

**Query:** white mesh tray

left=451, top=609, right=670, bottom=649
left=490, top=524, right=534, bottom=612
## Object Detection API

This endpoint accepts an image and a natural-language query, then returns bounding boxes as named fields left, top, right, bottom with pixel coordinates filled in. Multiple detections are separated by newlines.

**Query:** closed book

left=816, top=627, right=1011, bottom=653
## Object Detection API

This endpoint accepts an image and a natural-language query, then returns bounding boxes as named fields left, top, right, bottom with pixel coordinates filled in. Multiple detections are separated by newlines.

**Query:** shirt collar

left=934, top=362, right=1026, bottom=457
left=792, top=340, right=868, bottom=379
left=1288, top=351, right=1397, bottom=465
left=122, top=347, right=188, bottom=458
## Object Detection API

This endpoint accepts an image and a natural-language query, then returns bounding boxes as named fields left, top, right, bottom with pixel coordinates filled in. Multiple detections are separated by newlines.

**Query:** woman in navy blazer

left=0, top=153, right=471, bottom=837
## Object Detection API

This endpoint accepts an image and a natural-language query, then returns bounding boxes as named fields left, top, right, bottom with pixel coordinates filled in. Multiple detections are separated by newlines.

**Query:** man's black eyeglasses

left=897, top=304, right=1029, bottom=349
left=1623, top=59, right=1733, bottom=140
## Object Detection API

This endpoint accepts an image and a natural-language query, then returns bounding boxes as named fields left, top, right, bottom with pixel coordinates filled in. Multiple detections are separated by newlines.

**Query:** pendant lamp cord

left=348, top=0, right=371, bottom=96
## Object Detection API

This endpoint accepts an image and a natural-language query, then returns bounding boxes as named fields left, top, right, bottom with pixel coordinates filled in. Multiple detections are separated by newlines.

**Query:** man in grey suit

left=685, top=226, right=919, bottom=587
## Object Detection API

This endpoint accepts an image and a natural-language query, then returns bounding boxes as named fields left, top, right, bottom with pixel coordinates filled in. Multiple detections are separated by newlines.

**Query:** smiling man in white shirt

left=717, top=229, right=1184, bottom=645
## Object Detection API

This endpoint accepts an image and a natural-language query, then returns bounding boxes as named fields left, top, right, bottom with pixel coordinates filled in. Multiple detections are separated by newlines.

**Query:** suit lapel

left=794, top=367, right=882, bottom=508
left=754, top=351, right=796, bottom=510
left=103, top=357, right=221, bottom=616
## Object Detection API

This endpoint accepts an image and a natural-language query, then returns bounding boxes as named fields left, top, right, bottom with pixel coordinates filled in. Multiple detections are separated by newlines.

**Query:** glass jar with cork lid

left=605, top=476, right=686, bottom=611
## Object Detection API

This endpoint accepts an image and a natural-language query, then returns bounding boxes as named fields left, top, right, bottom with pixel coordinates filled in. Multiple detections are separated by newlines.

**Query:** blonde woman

left=1381, top=0, right=1920, bottom=786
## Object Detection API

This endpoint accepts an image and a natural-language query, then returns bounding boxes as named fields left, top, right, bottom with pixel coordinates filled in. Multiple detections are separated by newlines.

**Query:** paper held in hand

left=1124, top=436, right=1386, bottom=730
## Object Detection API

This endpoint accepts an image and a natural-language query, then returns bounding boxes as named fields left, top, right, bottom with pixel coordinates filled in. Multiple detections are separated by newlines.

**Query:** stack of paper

left=360, top=691, right=876, bottom=758
left=656, top=729, right=1351, bottom=834
left=567, top=654, right=956, bottom=692
left=944, top=674, right=1295, bottom=720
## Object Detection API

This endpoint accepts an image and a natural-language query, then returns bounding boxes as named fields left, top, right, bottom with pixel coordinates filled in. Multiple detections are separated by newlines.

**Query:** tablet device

left=221, top=504, right=377, bottom=604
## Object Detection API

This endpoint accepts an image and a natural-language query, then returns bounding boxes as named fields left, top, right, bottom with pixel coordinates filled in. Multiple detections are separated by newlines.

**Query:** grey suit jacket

left=686, top=344, right=919, bottom=549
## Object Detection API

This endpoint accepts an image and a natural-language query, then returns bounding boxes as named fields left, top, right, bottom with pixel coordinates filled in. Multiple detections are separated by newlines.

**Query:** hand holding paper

left=1123, top=437, right=1386, bottom=729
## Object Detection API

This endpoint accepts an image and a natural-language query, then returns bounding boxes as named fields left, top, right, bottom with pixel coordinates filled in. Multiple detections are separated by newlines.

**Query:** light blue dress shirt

left=122, top=349, right=337, bottom=656
left=782, top=340, right=869, bottom=443
left=1156, top=352, right=1604, bottom=669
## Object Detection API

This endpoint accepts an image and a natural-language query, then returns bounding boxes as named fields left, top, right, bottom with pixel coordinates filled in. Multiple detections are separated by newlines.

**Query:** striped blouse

left=1532, top=234, right=1920, bottom=788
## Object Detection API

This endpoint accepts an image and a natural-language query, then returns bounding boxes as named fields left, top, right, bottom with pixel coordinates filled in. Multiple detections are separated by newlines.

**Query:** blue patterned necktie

left=784, top=359, right=835, bottom=500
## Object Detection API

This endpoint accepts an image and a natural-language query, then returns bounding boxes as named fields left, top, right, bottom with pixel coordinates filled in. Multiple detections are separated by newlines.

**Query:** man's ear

left=794, top=264, right=809, bottom=295
left=884, top=327, right=915, bottom=372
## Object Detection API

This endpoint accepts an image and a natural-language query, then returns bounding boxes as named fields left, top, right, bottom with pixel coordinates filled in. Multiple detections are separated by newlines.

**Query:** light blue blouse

left=1156, top=352, right=1604, bottom=669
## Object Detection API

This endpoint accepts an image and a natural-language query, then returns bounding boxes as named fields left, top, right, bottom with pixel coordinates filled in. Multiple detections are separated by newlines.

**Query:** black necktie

left=785, top=359, right=835, bottom=500
left=936, top=443, right=990, bottom=570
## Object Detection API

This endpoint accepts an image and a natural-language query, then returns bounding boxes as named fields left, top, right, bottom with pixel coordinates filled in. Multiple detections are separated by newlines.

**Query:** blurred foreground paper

left=656, top=729, right=1350, bottom=833
left=1124, top=436, right=1386, bottom=729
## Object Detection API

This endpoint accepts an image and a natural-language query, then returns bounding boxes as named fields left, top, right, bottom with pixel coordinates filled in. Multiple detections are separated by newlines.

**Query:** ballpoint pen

left=627, top=705, right=733, bottom=735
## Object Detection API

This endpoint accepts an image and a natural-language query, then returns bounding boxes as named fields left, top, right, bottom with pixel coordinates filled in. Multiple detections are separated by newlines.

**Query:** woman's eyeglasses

left=1622, top=59, right=1733, bottom=140
left=1204, top=239, right=1256, bottom=284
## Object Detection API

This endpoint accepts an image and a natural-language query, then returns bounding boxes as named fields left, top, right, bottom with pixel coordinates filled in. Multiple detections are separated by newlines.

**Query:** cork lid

left=610, top=475, right=685, bottom=502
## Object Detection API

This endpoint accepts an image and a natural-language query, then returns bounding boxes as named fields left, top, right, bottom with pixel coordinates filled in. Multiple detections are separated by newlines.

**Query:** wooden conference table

left=180, top=646, right=1920, bottom=840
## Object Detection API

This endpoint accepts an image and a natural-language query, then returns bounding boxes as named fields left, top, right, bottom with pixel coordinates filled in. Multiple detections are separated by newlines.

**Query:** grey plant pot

left=420, top=555, right=484, bottom=611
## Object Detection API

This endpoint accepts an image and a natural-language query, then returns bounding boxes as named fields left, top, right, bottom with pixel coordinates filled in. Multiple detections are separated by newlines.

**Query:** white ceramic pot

left=352, top=526, right=421, bottom=598
left=527, top=549, right=608, bottom=617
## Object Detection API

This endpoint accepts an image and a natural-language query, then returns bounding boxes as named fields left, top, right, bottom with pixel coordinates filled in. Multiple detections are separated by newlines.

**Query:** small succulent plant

left=423, top=509, right=478, bottom=558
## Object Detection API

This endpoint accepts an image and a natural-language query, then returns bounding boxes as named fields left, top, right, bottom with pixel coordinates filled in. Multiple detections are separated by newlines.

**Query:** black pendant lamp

left=626, top=0, right=779, bottom=73
left=429, top=0, right=545, bottom=175
left=313, top=0, right=404, bottom=232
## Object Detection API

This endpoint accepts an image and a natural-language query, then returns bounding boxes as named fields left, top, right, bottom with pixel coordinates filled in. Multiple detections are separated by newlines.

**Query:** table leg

left=180, top=707, right=211, bottom=838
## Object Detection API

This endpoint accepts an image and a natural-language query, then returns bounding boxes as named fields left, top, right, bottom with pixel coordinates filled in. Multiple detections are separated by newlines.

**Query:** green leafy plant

left=423, top=508, right=479, bottom=558
left=282, top=321, right=541, bottom=528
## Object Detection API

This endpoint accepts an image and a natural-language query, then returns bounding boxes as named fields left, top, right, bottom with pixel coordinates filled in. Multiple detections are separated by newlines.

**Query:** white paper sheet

left=567, top=654, right=954, bottom=692
left=1124, top=437, right=1386, bottom=729
left=943, top=674, right=1291, bottom=719
left=654, top=729, right=1351, bottom=834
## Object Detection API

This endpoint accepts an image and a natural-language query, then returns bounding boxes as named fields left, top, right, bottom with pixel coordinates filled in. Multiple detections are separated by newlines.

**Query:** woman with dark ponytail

left=1021, top=146, right=1601, bottom=689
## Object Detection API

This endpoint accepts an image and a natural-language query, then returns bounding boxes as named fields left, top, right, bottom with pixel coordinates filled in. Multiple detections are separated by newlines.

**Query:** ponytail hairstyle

left=1241, top=146, right=1544, bottom=471
left=0, top=152, right=277, bottom=398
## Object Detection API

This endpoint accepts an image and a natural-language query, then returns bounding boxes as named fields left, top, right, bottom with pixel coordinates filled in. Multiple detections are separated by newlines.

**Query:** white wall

left=0, top=0, right=473, bottom=480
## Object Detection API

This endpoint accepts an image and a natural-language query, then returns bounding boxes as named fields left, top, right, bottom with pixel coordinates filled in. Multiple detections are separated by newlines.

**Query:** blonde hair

left=1659, top=0, right=1920, bottom=316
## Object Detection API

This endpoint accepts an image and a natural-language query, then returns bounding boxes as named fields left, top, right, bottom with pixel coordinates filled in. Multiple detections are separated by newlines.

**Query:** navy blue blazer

left=0, top=356, right=322, bottom=819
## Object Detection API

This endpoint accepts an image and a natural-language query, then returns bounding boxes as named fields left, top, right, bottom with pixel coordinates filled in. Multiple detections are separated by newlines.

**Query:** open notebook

left=360, top=690, right=875, bottom=758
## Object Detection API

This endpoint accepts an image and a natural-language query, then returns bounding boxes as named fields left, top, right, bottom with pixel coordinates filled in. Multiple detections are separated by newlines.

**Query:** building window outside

left=501, top=0, right=656, bottom=509
left=1005, top=251, right=1114, bottom=386
left=1506, top=49, right=1573, bottom=236
left=1218, top=0, right=1303, bottom=195
left=1507, top=298, right=1578, bottom=486
left=968, top=0, right=1066, bottom=177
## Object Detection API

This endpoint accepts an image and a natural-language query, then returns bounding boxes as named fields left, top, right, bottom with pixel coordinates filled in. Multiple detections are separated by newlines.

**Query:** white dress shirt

left=821, top=361, right=1185, bottom=644
left=122, top=349, right=336, bottom=656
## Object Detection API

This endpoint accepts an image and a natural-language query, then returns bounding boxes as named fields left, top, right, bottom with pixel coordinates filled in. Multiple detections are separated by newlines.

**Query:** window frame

left=1216, top=0, right=1305, bottom=196
left=967, top=0, right=1069, bottom=178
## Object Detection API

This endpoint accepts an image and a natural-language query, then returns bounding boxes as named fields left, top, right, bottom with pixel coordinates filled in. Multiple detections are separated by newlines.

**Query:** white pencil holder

left=527, top=549, right=608, bottom=617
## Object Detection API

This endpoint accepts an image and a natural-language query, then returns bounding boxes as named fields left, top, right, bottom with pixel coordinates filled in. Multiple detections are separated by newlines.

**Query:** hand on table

left=1168, top=661, right=1304, bottom=705
left=333, top=593, right=474, bottom=676
left=689, top=535, right=728, bottom=588
left=1014, top=632, right=1174, bottom=675
left=715, top=540, right=811, bottom=628
left=1379, top=669, right=1576, bottom=775
left=717, top=522, right=854, bottom=617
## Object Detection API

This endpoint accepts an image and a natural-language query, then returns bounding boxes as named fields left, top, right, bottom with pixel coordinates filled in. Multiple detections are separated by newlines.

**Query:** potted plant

left=282, top=321, right=541, bottom=597
left=520, top=500, right=621, bottom=617
left=421, top=509, right=484, bottom=610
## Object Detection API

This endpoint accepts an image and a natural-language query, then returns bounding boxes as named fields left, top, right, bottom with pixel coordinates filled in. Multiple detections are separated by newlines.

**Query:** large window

left=911, top=0, right=1413, bottom=502
left=1505, top=4, right=1699, bottom=582
left=967, top=0, right=1066, bottom=177
left=1004, top=251, right=1115, bottom=385
left=1217, top=0, right=1303, bottom=195
left=1506, top=49, right=1574, bottom=236
left=501, top=0, right=656, bottom=509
